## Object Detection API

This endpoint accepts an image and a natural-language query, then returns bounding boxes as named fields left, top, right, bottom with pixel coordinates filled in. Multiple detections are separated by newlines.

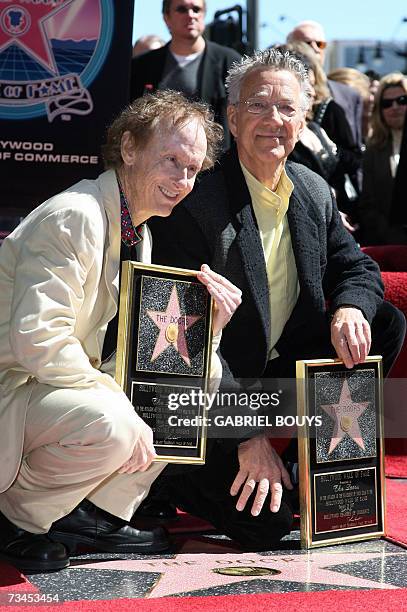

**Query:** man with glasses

left=149, top=50, right=405, bottom=542
left=287, top=20, right=363, bottom=148
left=130, top=0, right=240, bottom=149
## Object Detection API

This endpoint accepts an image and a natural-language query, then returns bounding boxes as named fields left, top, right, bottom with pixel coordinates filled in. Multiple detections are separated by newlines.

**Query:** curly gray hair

left=103, top=90, right=223, bottom=171
left=226, top=48, right=313, bottom=113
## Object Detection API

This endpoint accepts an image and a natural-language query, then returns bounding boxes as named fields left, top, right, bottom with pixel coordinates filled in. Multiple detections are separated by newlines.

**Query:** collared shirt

left=241, top=163, right=299, bottom=360
left=102, top=175, right=144, bottom=362
left=117, top=172, right=144, bottom=247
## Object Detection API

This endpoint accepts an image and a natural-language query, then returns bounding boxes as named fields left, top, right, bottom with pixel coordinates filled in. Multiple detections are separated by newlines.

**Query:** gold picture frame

left=296, top=357, right=385, bottom=548
left=115, top=261, right=213, bottom=464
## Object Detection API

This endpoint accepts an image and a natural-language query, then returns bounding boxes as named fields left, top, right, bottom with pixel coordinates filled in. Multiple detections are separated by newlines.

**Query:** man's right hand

left=118, top=418, right=156, bottom=474
left=230, top=434, right=293, bottom=516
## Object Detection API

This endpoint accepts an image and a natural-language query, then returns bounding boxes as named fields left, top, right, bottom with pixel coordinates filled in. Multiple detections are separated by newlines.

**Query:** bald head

left=287, top=20, right=327, bottom=62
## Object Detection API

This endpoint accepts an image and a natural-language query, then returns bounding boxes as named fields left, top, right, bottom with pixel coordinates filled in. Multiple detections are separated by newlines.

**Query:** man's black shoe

left=0, top=512, right=69, bottom=572
left=134, top=498, right=178, bottom=521
left=49, top=499, right=170, bottom=554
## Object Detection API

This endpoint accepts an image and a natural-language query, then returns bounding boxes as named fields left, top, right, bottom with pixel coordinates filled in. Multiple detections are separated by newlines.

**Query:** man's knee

left=374, top=300, right=406, bottom=339
left=371, top=301, right=406, bottom=375
left=82, top=405, right=141, bottom=467
left=30, top=385, right=141, bottom=467
left=226, top=499, right=293, bottom=550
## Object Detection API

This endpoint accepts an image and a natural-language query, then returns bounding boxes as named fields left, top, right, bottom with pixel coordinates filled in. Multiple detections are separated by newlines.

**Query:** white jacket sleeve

left=9, top=206, right=118, bottom=391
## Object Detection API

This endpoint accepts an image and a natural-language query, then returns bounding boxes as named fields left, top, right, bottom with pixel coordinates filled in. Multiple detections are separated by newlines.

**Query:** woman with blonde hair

left=358, top=72, right=407, bottom=245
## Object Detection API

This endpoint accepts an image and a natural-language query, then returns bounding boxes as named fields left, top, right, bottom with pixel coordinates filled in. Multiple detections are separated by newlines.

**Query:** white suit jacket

left=0, top=170, right=152, bottom=492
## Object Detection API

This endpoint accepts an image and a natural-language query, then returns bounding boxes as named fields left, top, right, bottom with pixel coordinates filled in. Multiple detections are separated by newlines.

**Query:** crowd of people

left=0, top=0, right=406, bottom=573
left=283, top=20, right=407, bottom=244
left=133, top=10, right=407, bottom=245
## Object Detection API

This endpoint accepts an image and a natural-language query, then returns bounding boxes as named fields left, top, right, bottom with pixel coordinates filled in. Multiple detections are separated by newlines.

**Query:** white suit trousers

left=0, top=381, right=166, bottom=533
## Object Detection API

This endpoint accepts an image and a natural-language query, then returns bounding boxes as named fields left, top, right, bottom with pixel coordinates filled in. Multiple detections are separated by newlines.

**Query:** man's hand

left=331, top=307, right=371, bottom=369
left=230, top=434, right=293, bottom=516
left=196, top=264, right=242, bottom=336
left=339, top=211, right=359, bottom=233
left=118, top=418, right=156, bottom=474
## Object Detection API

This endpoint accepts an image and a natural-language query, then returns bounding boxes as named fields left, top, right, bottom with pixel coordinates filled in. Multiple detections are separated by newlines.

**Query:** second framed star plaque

left=116, top=261, right=213, bottom=464
left=296, top=357, right=385, bottom=548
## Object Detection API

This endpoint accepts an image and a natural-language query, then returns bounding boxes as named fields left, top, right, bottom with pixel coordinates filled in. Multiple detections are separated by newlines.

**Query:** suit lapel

left=98, top=170, right=121, bottom=315
left=148, top=44, right=169, bottom=89
left=285, top=165, right=322, bottom=308
left=199, top=42, right=219, bottom=103
left=222, top=149, right=271, bottom=350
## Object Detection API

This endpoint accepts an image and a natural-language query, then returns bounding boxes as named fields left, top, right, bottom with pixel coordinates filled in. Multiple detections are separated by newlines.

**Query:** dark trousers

left=156, top=443, right=294, bottom=550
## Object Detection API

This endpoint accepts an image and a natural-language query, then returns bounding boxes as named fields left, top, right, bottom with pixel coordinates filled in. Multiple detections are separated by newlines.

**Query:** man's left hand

left=196, top=264, right=242, bottom=336
left=331, top=307, right=371, bottom=369
left=230, top=434, right=293, bottom=516
left=339, top=211, right=359, bottom=233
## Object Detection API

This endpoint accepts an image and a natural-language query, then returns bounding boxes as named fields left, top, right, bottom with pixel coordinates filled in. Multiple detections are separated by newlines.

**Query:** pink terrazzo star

left=147, top=284, right=202, bottom=367
left=321, top=379, right=370, bottom=454
left=70, top=543, right=403, bottom=598
left=0, top=0, right=74, bottom=75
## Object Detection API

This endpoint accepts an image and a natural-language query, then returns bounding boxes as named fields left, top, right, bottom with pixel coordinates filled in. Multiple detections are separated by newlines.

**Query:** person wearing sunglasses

left=287, top=21, right=363, bottom=149
left=130, top=0, right=241, bottom=151
left=358, top=73, right=407, bottom=245
left=287, top=20, right=328, bottom=60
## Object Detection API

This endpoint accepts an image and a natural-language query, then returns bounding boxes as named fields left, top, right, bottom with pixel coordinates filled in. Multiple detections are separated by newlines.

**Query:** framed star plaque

left=116, top=261, right=213, bottom=464
left=296, top=357, right=385, bottom=548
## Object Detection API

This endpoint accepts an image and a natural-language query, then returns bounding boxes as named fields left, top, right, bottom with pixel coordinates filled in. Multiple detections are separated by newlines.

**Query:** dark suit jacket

left=358, top=139, right=407, bottom=245
left=392, top=119, right=407, bottom=227
left=315, top=99, right=363, bottom=213
left=130, top=41, right=241, bottom=149
left=328, top=79, right=363, bottom=148
left=150, top=147, right=383, bottom=382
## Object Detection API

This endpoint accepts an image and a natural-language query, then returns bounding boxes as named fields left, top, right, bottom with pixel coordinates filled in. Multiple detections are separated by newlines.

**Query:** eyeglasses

left=174, top=4, right=203, bottom=14
left=380, top=94, right=407, bottom=109
left=305, top=39, right=327, bottom=50
left=239, top=98, right=299, bottom=120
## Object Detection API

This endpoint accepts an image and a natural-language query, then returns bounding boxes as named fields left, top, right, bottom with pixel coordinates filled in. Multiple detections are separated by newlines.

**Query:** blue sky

left=133, top=0, right=407, bottom=48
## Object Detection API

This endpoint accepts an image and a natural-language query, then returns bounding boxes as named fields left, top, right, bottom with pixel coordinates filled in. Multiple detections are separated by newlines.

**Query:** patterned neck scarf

left=116, top=172, right=144, bottom=246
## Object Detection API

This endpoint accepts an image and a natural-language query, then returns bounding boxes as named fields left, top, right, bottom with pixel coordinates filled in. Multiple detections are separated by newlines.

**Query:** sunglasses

left=305, top=39, right=327, bottom=50
left=381, top=94, right=407, bottom=109
left=174, top=5, right=203, bottom=14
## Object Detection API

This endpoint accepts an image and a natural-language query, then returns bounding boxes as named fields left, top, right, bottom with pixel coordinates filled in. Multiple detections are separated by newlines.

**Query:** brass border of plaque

left=116, top=261, right=213, bottom=464
left=296, top=357, right=385, bottom=548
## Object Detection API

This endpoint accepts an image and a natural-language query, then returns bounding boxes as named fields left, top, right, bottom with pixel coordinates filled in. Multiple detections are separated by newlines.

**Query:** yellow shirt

left=241, top=163, right=299, bottom=360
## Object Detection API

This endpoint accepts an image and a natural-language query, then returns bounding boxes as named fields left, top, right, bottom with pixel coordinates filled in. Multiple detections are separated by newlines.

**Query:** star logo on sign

left=147, top=284, right=202, bottom=367
left=0, top=0, right=74, bottom=75
left=321, top=379, right=370, bottom=455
